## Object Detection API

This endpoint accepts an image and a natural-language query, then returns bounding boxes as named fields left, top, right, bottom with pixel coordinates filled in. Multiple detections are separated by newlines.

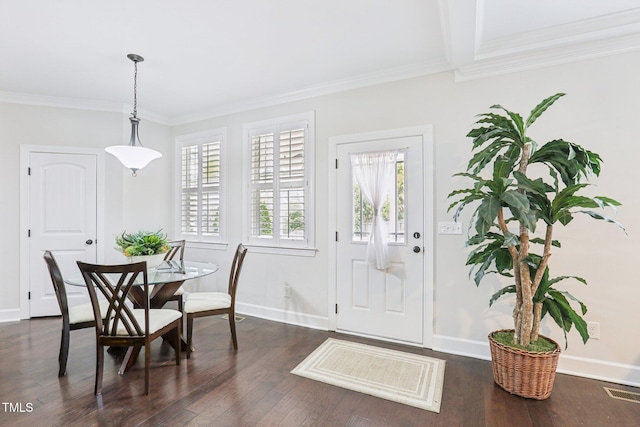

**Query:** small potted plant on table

left=115, top=229, right=169, bottom=268
left=447, top=93, right=624, bottom=399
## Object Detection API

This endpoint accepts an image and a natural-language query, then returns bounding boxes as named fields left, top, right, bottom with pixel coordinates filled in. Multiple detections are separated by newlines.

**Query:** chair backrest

left=43, top=250, right=70, bottom=323
left=228, top=244, right=248, bottom=303
left=164, top=240, right=185, bottom=261
left=76, top=261, right=149, bottom=339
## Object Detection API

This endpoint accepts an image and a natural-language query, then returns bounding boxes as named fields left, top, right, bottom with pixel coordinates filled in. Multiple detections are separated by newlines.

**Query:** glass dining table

left=65, top=260, right=219, bottom=372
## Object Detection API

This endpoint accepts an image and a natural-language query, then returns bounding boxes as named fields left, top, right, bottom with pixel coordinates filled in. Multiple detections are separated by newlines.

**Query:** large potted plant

left=447, top=93, right=624, bottom=399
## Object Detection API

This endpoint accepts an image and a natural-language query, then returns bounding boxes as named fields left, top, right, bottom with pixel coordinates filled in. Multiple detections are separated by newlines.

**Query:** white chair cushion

left=187, top=291, right=229, bottom=300
left=115, top=309, right=182, bottom=336
left=68, top=300, right=110, bottom=324
left=184, top=293, right=231, bottom=313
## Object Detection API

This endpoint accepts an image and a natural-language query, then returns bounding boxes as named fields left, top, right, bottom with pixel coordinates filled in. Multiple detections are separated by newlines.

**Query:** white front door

left=28, top=151, right=98, bottom=317
left=335, top=135, right=425, bottom=344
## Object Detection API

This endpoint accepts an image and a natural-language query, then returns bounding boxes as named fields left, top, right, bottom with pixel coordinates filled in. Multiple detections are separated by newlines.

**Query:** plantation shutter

left=249, top=124, right=307, bottom=245
left=180, top=139, right=221, bottom=239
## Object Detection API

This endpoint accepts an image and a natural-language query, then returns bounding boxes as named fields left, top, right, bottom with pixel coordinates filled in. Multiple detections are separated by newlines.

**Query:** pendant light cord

left=132, top=60, right=138, bottom=118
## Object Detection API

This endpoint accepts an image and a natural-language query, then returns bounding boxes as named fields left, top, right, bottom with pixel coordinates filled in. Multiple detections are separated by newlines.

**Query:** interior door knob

left=86, top=239, right=94, bottom=245
left=413, top=246, right=421, bottom=253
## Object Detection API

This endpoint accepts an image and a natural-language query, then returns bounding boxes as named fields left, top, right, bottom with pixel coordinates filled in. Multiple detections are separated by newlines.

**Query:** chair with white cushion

left=43, top=250, right=110, bottom=377
left=164, top=240, right=186, bottom=311
left=184, top=243, right=247, bottom=357
left=77, top=260, right=182, bottom=396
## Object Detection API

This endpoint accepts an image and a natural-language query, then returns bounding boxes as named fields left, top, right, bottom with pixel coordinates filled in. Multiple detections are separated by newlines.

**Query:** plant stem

left=497, top=208, right=523, bottom=338
left=529, top=224, right=554, bottom=342
left=516, top=143, right=533, bottom=347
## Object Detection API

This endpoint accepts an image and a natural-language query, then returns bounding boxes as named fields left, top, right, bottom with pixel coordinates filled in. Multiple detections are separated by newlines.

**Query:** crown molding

left=476, top=8, right=640, bottom=60
left=1, top=60, right=447, bottom=127
left=455, top=32, right=640, bottom=81
left=0, top=91, right=173, bottom=125
left=0, top=91, right=122, bottom=113
left=169, top=60, right=450, bottom=125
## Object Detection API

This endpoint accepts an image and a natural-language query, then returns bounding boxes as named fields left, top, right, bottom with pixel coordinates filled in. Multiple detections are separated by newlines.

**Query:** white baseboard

left=0, top=309, right=21, bottom=323
left=236, top=302, right=329, bottom=331
left=433, top=334, right=640, bottom=388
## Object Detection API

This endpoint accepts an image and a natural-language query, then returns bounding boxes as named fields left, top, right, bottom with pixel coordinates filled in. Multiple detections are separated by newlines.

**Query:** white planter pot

left=127, top=252, right=166, bottom=269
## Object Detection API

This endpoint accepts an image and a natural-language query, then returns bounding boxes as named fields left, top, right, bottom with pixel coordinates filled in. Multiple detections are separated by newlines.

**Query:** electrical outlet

left=438, top=221, right=463, bottom=235
left=587, top=321, right=600, bottom=340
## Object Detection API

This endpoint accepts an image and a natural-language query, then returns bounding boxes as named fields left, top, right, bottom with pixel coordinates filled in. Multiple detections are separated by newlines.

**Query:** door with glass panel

left=336, top=135, right=424, bottom=344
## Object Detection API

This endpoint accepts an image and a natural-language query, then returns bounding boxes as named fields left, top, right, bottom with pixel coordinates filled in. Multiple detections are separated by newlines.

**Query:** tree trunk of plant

left=531, top=302, right=543, bottom=342
left=515, top=143, right=533, bottom=347
left=529, top=224, right=554, bottom=342
left=517, top=224, right=533, bottom=347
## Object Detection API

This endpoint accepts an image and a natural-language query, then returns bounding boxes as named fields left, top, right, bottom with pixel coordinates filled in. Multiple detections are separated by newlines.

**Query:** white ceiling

left=1, top=0, right=639, bottom=125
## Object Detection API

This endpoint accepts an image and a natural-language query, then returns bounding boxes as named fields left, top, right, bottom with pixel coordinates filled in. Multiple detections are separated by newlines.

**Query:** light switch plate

left=438, top=221, right=463, bottom=235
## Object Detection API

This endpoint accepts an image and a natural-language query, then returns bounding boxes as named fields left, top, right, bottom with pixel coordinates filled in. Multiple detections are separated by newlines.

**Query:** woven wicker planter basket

left=488, top=329, right=561, bottom=400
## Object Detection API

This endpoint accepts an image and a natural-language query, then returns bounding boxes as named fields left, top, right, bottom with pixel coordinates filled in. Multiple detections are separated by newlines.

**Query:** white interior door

left=28, top=152, right=98, bottom=317
left=336, top=135, right=425, bottom=344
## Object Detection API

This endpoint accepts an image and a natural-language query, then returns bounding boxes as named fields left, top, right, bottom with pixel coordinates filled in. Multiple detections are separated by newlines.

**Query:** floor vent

left=221, top=314, right=245, bottom=322
left=604, top=387, right=640, bottom=403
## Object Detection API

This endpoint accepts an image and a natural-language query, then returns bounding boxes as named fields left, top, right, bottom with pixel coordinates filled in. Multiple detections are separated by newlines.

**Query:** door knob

left=85, top=239, right=94, bottom=245
left=413, top=246, right=421, bottom=253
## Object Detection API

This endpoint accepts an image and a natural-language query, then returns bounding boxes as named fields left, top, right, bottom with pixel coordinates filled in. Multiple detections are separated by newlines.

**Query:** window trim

left=243, top=111, right=316, bottom=255
left=174, top=128, right=227, bottom=244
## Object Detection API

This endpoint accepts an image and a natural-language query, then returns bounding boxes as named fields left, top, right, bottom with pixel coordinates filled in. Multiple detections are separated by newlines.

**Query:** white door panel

left=29, top=152, right=97, bottom=317
left=336, top=136, right=424, bottom=344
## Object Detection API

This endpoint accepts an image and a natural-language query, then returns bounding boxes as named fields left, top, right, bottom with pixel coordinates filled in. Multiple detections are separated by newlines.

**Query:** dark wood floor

left=1, top=316, right=638, bottom=427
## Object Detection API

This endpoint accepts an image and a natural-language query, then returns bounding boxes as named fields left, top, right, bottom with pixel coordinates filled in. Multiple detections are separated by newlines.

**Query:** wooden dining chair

left=43, top=250, right=110, bottom=377
left=77, top=260, right=182, bottom=396
left=183, top=243, right=248, bottom=357
left=164, top=240, right=186, bottom=311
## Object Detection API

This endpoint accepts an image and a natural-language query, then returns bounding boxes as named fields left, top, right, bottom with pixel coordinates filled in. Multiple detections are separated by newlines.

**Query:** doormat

left=291, top=338, right=445, bottom=412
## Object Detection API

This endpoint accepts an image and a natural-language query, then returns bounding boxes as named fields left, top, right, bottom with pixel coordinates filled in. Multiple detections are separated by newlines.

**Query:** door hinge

left=27, top=167, right=31, bottom=176
left=335, top=231, right=338, bottom=242
left=335, top=159, right=338, bottom=169
left=27, top=229, right=31, bottom=237
left=28, top=292, right=31, bottom=300
left=335, top=303, right=338, bottom=314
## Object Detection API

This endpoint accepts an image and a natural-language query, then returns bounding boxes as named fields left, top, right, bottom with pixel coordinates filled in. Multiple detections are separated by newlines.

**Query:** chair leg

left=176, top=319, right=181, bottom=366
left=58, top=326, right=70, bottom=377
left=95, top=344, right=104, bottom=396
left=145, top=342, right=150, bottom=395
left=177, top=295, right=183, bottom=313
left=229, top=310, right=238, bottom=350
left=186, top=316, right=194, bottom=359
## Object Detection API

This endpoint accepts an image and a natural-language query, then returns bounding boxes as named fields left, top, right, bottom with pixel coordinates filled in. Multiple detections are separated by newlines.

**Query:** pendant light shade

left=105, top=54, right=162, bottom=176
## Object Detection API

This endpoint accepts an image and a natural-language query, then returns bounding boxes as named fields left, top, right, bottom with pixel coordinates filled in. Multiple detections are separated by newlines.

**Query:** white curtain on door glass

left=350, top=150, right=399, bottom=270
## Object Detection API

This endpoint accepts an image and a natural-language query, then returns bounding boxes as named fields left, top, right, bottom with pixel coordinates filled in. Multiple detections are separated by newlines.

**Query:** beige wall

left=0, top=104, right=172, bottom=312
left=1, top=49, right=638, bottom=384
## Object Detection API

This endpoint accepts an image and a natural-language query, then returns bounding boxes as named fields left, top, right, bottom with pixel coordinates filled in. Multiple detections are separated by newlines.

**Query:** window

left=175, top=129, right=225, bottom=243
left=245, top=112, right=315, bottom=252
left=353, top=151, right=405, bottom=243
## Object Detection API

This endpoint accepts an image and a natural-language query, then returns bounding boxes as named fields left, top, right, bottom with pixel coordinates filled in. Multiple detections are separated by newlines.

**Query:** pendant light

left=105, top=54, right=162, bottom=176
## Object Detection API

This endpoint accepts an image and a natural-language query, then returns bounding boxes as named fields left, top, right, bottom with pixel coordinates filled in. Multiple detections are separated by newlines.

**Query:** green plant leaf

left=489, top=285, right=516, bottom=307
left=513, top=171, right=553, bottom=196
left=500, top=190, right=529, bottom=212
left=548, top=290, right=589, bottom=345
left=525, top=93, right=565, bottom=128
left=543, top=298, right=569, bottom=348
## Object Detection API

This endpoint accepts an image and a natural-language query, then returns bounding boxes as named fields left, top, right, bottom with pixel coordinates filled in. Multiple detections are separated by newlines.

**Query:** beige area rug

left=291, top=338, right=445, bottom=413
